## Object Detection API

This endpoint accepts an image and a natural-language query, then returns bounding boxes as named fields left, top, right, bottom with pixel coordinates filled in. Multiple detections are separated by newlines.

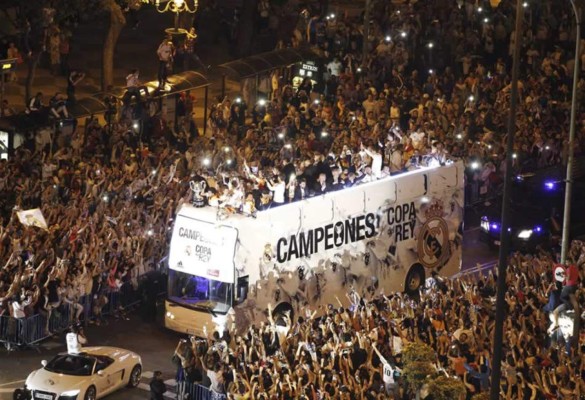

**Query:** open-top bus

left=165, top=161, right=464, bottom=336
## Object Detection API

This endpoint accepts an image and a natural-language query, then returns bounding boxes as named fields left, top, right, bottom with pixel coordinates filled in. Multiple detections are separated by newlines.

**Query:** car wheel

left=128, top=364, right=142, bottom=388
left=84, top=386, right=97, bottom=400
left=405, top=264, right=425, bottom=295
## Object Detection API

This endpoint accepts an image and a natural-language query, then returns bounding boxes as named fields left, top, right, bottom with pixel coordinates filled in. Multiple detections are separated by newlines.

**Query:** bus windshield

left=168, top=269, right=233, bottom=314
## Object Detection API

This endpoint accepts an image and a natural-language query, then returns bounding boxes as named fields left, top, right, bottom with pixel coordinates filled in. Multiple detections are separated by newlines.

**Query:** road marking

left=164, top=378, right=177, bottom=387
left=142, top=371, right=154, bottom=379
left=456, top=260, right=497, bottom=277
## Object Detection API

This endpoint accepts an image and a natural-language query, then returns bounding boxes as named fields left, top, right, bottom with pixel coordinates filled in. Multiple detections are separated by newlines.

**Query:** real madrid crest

left=417, top=200, right=450, bottom=269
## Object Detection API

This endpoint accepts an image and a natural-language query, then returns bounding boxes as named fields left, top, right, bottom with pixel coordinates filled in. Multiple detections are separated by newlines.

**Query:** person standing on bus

left=266, top=174, right=285, bottom=206
left=156, top=36, right=175, bottom=90
left=361, top=143, right=383, bottom=178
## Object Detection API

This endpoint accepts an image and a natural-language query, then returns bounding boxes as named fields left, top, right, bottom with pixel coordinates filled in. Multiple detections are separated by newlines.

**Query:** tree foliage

left=402, top=361, right=437, bottom=391
left=402, top=342, right=437, bottom=364
left=427, top=376, right=466, bottom=400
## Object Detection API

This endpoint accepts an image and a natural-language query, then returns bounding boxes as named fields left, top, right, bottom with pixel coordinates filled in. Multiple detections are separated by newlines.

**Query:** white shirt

left=66, top=332, right=86, bottom=354
left=207, top=370, right=222, bottom=393
left=380, top=356, right=397, bottom=385
left=392, top=335, right=403, bottom=355
left=327, top=60, right=342, bottom=76
left=268, top=181, right=285, bottom=204
left=11, top=297, right=31, bottom=319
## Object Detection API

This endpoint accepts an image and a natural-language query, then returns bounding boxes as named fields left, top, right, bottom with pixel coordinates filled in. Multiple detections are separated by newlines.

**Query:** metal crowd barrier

left=180, top=382, right=227, bottom=400
left=0, top=303, right=75, bottom=348
left=0, top=284, right=139, bottom=349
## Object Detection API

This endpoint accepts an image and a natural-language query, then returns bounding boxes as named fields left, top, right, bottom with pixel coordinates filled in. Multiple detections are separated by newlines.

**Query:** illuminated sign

left=301, top=63, right=318, bottom=72
left=0, top=58, right=16, bottom=72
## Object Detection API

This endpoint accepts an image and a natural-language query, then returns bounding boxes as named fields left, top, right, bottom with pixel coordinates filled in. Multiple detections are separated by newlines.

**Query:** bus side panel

left=228, top=163, right=464, bottom=334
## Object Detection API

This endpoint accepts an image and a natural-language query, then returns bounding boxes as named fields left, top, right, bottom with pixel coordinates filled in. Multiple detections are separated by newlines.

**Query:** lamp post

left=147, top=0, right=199, bottom=35
left=560, top=0, right=582, bottom=353
left=489, top=0, right=523, bottom=399
left=363, top=0, right=371, bottom=67
left=561, top=0, right=581, bottom=264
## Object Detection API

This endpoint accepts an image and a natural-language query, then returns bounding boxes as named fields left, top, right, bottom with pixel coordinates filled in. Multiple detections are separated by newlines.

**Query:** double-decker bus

left=165, top=161, right=464, bottom=336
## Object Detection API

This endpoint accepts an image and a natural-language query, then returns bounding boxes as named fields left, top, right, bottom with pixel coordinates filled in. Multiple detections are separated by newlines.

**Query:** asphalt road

left=0, top=228, right=497, bottom=400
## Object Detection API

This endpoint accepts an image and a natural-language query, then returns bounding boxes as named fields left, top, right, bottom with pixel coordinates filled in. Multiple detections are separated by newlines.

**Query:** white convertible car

left=23, top=346, right=142, bottom=400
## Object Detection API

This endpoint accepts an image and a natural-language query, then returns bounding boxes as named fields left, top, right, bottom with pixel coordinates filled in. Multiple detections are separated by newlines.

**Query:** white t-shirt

left=392, top=335, right=403, bottom=355
left=66, top=332, right=85, bottom=354
left=327, top=60, right=342, bottom=76
left=268, top=181, right=285, bottom=204
left=207, top=370, right=222, bottom=393
left=379, top=353, right=400, bottom=385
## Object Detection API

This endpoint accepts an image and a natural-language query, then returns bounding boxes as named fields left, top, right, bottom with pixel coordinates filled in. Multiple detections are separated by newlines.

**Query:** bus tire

left=272, top=302, right=294, bottom=326
left=405, top=264, right=425, bottom=295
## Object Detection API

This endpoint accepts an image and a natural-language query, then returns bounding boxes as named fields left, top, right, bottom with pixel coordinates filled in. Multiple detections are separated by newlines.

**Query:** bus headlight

left=517, top=229, right=533, bottom=239
left=166, top=311, right=175, bottom=320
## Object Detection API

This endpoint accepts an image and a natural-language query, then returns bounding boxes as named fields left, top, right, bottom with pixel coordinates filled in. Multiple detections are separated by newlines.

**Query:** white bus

left=165, top=161, right=465, bottom=336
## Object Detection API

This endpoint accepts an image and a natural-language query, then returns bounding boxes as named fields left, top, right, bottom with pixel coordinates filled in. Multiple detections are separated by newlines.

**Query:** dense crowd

left=0, top=0, right=584, bottom=397
left=172, top=241, right=584, bottom=399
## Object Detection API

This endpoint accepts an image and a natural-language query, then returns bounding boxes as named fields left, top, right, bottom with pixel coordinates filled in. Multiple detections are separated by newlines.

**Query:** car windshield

left=45, top=354, right=95, bottom=376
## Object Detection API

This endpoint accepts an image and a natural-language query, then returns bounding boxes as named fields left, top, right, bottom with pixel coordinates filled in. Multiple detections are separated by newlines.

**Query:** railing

left=0, top=281, right=150, bottom=349
left=178, top=382, right=228, bottom=400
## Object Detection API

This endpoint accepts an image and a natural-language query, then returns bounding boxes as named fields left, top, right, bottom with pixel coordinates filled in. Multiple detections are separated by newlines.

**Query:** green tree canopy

left=427, top=376, right=466, bottom=400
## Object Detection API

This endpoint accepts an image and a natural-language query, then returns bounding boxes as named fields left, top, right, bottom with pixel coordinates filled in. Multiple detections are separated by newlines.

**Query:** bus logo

left=417, top=200, right=450, bottom=269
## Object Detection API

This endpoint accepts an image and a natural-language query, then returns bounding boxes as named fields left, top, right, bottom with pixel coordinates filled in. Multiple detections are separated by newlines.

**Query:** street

left=0, top=228, right=496, bottom=400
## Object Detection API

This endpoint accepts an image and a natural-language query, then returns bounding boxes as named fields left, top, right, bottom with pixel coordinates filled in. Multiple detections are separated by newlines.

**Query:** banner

left=17, top=208, right=48, bottom=229
left=169, top=215, right=238, bottom=283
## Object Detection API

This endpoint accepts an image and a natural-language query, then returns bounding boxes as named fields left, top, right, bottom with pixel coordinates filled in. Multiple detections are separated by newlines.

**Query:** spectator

left=156, top=36, right=175, bottom=90
left=149, top=370, right=166, bottom=400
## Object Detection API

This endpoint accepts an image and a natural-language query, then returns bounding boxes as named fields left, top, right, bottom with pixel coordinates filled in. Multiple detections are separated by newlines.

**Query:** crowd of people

left=171, top=241, right=584, bottom=399
left=0, top=0, right=584, bottom=397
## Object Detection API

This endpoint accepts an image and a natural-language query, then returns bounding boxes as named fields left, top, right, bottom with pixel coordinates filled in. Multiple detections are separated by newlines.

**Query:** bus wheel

left=405, top=264, right=425, bottom=295
left=272, top=302, right=294, bottom=325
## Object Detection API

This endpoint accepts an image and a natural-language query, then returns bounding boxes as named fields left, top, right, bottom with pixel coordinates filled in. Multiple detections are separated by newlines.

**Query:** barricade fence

left=0, top=282, right=143, bottom=349
left=180, top=382, right=228, bottom=400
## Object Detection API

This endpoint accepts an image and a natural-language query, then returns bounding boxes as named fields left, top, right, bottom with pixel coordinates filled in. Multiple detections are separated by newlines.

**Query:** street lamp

left=146, top=0, right=198, bottom=35
left=490, top=1, right=524, bottom=399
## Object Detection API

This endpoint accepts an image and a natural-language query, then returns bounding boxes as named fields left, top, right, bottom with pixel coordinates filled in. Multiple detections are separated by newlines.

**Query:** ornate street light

left=143, top=0, right=198, bottom=35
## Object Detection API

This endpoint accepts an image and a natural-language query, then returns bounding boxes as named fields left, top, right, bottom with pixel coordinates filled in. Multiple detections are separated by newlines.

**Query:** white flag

left=17, top=208, right=48, bottom=229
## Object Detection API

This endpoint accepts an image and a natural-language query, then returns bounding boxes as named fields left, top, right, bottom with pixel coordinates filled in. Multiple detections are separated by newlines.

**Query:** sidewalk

left=1, top=7, right=241, bottom=126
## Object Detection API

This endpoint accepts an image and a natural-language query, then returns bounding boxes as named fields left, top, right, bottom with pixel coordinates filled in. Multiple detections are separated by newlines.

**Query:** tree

left=101, top=0, right=126, bottom=90
left=426, top=376, right=466, bottom=400
left=401, top=342, right=438, bottom=400
left=235, top=0, right=258, bottom=57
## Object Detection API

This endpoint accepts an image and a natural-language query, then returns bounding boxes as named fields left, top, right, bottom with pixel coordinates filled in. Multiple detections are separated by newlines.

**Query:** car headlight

left=60, top=390, right=80, bottom=396
left=481, top=219, right=490, bottom=231
left=517, top=229, right=533, bottom=239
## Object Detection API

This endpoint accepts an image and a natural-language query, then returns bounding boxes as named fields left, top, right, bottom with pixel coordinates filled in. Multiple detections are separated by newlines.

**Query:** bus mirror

left=236, top=276, right=249, bottom=304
